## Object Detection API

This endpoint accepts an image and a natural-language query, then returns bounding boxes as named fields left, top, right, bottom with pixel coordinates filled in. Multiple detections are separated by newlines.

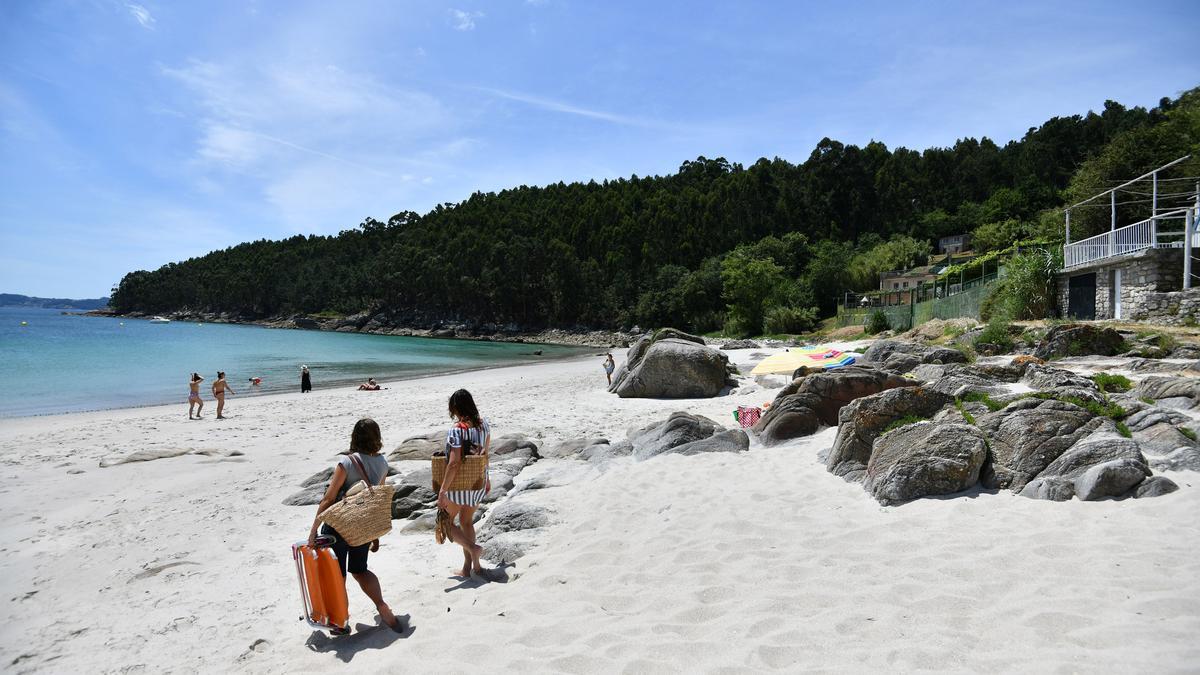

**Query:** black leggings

left=319, top=524, right=369, bottom=576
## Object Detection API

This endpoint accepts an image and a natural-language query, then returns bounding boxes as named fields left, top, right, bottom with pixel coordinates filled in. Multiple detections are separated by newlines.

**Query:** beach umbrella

left=750, top=346, right=855, bottom=375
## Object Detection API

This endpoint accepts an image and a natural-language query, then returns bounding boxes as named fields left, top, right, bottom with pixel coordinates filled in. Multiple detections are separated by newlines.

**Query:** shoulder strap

left=347, top=453, right=376, bottom=494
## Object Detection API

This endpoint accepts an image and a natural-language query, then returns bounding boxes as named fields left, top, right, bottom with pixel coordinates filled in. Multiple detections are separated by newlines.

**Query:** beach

left=1, top=351, right=1198, bottom=673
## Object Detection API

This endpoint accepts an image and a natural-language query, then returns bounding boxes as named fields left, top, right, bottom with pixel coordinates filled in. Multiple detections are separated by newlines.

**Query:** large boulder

left=388, top=432, right=442, bottom=462
left=1074, top=459, right=1150, bottom=501
left=753, top=366, right=915, bottom=446
left=861, top=340, right=968, bottom=365
left=1134, top=376, right=1200, bottom=406
left=1033, top=324, right=1125, bottom=360
left=542, top=437, right=609, bottom=459
left=623, top=412, right=722, bottom=460
left=1148, top=446, right=1200, bottom=472
left=826, top=387, right=954, bottom=481
left=609, top=331, right=733, bottom=398
left=864, top=422, right=988, bottom=505
left=720, top=339, right=761, bottom=350
left=1135, top=476, right=1180, bottom=498
left=667, top=429, right=749, bottom=456
left=1033, top=433, right=1146, bottom=483
left=1021, top=364, right=1098, bottom=392
left=976, top=398, right=1107, bottom=490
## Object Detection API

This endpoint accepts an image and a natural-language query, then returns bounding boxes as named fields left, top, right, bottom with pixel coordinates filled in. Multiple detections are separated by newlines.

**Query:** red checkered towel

left=737, top=405, right=762, bottom=428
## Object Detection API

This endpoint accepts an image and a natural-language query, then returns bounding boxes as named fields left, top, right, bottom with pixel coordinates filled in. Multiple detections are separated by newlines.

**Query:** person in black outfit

left=301, top=365, right=312, bottom=393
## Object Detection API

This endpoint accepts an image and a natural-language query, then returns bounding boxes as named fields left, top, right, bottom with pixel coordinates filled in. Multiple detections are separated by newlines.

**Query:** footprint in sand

left=129, top=561, right=199, bottom=582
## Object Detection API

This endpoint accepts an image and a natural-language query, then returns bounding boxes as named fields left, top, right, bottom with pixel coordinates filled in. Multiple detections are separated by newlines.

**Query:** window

left=893, top=282, right=899, bottom=289
left=902, top=282, right=909, bottom=288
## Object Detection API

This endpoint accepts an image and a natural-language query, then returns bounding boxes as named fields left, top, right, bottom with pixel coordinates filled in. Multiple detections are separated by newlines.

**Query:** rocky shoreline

left=88, top=308, right=633, bottom=348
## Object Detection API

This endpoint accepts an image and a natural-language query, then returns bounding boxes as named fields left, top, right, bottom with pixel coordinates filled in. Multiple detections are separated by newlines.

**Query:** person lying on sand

left=357, top=378, right=381, bottom=391
left=308, top=418, right=401, bottom=633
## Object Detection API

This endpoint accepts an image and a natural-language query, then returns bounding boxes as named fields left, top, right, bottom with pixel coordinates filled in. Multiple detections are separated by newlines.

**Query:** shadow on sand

left=444, top=563, right=514, bottom=593
left=304, top=614, right=414, bottom=663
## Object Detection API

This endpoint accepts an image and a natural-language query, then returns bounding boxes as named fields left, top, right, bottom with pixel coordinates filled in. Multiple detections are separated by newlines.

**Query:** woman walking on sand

left=438, top=389, right=492, bottom=578
left=307, top=418, right=401, bottom=632
left=188, top=373, right=204, bottom=419
left=212, top=371, right=235, bottom=419
left=603, top=353, right=616, bottom=385
left=301, top=365, right=312, bottom=393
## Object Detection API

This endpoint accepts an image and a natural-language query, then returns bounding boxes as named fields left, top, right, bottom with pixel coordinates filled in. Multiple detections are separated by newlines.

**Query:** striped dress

left=444, top=419, right=490, bottom=507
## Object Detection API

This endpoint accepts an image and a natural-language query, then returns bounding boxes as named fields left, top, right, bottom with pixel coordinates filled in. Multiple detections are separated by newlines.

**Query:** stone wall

left=1125, top=286, right=1200, bottom=325
left=1058, top=248, right=1183, bottom=321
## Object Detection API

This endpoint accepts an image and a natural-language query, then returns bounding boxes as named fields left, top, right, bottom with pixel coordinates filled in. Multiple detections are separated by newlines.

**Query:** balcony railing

left=1063, top=208, right=1193, bottom=269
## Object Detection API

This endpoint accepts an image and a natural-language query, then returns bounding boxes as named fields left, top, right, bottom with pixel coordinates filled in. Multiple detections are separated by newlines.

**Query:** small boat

left=149, top=316, right=171, bottom=324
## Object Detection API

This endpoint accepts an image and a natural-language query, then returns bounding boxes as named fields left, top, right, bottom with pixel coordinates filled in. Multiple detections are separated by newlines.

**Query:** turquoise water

left=0, top=307, right=590, bottom=417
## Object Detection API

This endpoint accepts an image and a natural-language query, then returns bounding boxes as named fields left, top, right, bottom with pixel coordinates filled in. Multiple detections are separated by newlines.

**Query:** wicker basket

left=431, top=454, right=488, bottom=491
left=318, top=455, right=395, bottom=547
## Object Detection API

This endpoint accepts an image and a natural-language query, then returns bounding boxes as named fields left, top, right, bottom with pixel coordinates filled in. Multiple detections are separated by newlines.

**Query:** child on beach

left=307, top=418, right=401, bottom=633
left=212, top=371, right=235, bottom=419
left=437, top=389, right=492, bottom=578
left=187, top=373, right=204, bottom=419
left=603, top=353, right=615, bottom=385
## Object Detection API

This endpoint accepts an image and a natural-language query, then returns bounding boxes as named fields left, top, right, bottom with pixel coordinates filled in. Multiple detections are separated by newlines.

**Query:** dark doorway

left=1067, top=273, right=1096, bottom=320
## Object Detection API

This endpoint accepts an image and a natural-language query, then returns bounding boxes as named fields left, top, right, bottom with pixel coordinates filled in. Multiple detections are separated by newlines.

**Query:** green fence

left=836, top=272, right=1001, bottom=331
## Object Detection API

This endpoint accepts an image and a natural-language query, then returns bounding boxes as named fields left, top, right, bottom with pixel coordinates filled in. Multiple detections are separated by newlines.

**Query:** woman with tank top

left=307, top=418, right=401, bottom=632
left=437, top=389, right=492, bottom=578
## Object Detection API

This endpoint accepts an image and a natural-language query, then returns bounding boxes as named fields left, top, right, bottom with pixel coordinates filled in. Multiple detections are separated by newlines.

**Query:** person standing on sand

left=301, top=365, right=312, bottom=393
left=212, top=371, right=235, bottom=419
left=308, top=418, right=401, bottom=633
left=603, top=353, right=615, bottom=385
left=438, top=389, right=492, bottom=578
left=188, top=373, right=205, bottom=419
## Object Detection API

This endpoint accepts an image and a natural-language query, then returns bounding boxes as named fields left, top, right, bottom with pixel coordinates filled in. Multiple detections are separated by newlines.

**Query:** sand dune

left=0, top=353, right=1197, bottom=673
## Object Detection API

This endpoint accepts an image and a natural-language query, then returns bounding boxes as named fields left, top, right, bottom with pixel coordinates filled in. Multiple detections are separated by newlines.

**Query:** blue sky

left=1, top=0, right=1197, bottom=298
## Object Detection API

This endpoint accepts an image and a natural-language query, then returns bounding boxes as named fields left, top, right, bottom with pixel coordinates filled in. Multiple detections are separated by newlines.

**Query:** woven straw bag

left=318, top=454, right=394, bottom=547
left=431, top=422, right=488, bottom=491
left=431, top=454, right=488, bottom=491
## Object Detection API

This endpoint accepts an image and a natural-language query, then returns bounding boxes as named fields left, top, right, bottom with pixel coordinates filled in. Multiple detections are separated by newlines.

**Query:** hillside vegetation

left=111, top=88, right=1200, bottom=336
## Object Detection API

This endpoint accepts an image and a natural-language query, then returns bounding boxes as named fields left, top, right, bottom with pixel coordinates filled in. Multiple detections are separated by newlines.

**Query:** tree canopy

left=110, top=88, right=1200, bottom=335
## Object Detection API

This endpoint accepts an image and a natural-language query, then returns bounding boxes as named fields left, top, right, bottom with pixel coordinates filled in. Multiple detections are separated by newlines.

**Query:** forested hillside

left=110, top=88, right=1199, bottom=335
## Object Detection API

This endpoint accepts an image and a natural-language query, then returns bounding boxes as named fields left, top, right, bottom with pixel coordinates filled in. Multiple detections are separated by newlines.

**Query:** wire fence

left=836, top=272, right=1001, bottom=331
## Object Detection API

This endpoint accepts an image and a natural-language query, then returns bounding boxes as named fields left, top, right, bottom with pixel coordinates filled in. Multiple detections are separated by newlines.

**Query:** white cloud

left=125, top=3, right=155, bottom=29
left=161, top=58, right=461, bottom=230
left=449, top=9, right=483, bottom=31
left=475, top=86, right=656, bottom=128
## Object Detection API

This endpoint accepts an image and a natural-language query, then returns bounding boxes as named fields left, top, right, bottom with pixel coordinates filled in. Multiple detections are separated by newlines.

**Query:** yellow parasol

left=749, top=346, right=855, bottom=375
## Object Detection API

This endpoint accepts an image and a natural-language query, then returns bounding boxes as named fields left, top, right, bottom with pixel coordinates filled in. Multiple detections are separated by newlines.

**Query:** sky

left=1, top=0, right=1197, bottom=298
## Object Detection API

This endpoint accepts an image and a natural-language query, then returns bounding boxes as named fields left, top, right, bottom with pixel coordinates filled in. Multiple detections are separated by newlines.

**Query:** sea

left=0, top=307, right=592, bottom=418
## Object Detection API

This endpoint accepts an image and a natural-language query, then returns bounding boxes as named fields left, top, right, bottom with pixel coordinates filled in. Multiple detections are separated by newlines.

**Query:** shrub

left=961, top=391, right=1005, bottom=412
left=1180, top=427, right=1197, bottom=442
left=973, top=318, right=1014, bottom=352
left=883, top=415, right=929, bottom=433
left=981, top=248, right=1061, bottom=321
left=1091, top=372, right=1133, bottom=393
left=1139, top=396, right=1155, bottom=405
left=1028, top=392, right=1126, bottom=419
left=865, top=310, right=890, bottom=335
left=954, top=398, right=977, bottom=425
left=763, top=306, right=819, bottom=335
left=1116, top=421, right=1131, bottom=438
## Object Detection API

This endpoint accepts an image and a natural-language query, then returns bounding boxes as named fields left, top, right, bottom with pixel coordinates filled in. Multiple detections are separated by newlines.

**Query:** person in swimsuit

left=188, top=373, right=204, bottom=419
left=211, top=371, right=235, bottom=419
left=357, top=378, right=381, bottom=391
left=307, top=418, right=401, bottom=633
left=603, top=353, right=616, bottom=385
left=437, top=389, right=492, bottom=577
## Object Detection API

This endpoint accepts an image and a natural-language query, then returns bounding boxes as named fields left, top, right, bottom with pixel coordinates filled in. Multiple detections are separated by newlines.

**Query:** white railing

left=1063, top=208, right=1193, bottom=269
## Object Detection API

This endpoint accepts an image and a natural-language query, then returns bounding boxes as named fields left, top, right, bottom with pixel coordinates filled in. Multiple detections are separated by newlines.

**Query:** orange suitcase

left=292, top=537, right=349, bottom=633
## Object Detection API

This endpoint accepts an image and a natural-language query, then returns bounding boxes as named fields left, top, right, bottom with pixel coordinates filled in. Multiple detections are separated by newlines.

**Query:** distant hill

left=0, top=293, right=110, bottom=310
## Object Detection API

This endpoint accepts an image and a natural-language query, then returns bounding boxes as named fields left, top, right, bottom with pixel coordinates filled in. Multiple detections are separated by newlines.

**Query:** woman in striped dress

left=437, top=389, right=491, bottom=577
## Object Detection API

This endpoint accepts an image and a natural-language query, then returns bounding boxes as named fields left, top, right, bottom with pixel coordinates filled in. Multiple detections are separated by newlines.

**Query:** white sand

left=1, top=353, right=1198, bottom=673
